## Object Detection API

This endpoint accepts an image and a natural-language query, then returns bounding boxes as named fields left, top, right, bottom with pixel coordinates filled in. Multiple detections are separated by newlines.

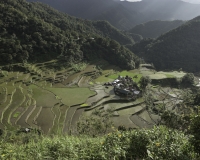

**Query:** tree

left=181, top=73, right=194, bottom=86
left=139, top=76, right=151, bottom=91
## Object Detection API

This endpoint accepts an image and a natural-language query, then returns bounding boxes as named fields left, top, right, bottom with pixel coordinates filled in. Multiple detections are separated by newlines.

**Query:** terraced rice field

left=0, top=62, right=187, bottom=134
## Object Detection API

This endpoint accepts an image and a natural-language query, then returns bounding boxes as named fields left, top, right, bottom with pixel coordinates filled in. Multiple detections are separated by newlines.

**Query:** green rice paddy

left=0, top=62, right=186, bottom=134
left=47, top=87, right=96, bottom=106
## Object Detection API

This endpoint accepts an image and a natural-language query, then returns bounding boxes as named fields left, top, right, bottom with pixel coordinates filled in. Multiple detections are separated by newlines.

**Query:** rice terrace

left=0, top=60, right=191, bottom=135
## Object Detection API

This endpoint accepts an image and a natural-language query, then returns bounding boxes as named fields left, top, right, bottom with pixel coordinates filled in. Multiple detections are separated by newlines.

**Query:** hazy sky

left=121, top=0, right=200, bottom=4
left=182, top=0, right=200, bottom=3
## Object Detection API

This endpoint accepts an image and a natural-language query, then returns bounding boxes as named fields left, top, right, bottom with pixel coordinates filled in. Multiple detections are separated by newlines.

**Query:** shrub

left=139, top=76, right=151, bottom=90
left=181, top=73, right=194, bottom=86
left=0, top=126, right=198, bottom=159
left=127, top=130, right=149, bottom=159
left=146, top=126, right=195, bottom=160
left=77, top=109, right=114, bottom=136
left=189, top=111, right=200, bottom=155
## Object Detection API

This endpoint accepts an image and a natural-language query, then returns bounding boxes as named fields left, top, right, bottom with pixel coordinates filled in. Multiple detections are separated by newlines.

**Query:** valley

left=0, top=60, right=193, bottom=135
left=1, top=0, right=200, bottom=159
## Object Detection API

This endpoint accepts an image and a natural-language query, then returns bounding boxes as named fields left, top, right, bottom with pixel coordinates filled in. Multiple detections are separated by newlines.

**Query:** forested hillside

left=129, top=20, right=185, bottom=39
left=0, top=0, right=140, bottom=69
left=27, top=0, right=200, bottom=30
left=26, top=0, right=139, bottom=30
left=128, top=16, right=200, bottom=72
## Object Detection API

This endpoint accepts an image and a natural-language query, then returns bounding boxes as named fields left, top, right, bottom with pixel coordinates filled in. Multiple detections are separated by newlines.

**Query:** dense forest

left=129, top=20, right=185, bottom=39
left=128, top=16, right=200, bottom=72
left=0, top=0, right=141, bottom=69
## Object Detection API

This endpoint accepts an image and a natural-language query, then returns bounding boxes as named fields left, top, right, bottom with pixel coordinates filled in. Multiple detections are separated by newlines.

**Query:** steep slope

left=120, top=0, right=200, bottom=22
left=129, top=20, right=185, bottom=39
left=128, top=16, right=200, bottom=72
left=94, top=4, right=138, bottom=30
left=26, top=0, right=139, bottom=30
left=27, top=0, right=200, bottom=30
left=26, top=0, right=116, bottom=20
left=0, top=0, right=140, bottom=69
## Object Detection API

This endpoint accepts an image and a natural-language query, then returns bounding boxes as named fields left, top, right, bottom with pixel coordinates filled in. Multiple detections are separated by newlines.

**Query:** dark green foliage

left=0, top=0, right=140, bottom=69
left=139, top=76, right=151, bottom=90
left=160, top=110, right=191, bottom=131
left=127, top=33, right=143, bottom=42
left=0, top=128, right=40, bottom=145
left=0, top=72, right=4, bottom=78
left=194, top=92, right=200, bottom=105
left=189, top=111, right=200, bottom=155
left=92, top=20, right=134, bottom=45
left=182, top=89, right=195, bottom=105
left=130, top=18, right=200, bottom=72
left=129, top=20, right=185, bottom=39
left=128, top=17, right=200, bottom=72
left=82, top=38, right=141, bottom=69
left=0, top=126, right=198, bottom=159
left=127, top=131, right=149, bottom=159
left=181, top=73, right=194, bottom=86
left=126, top=38, right=154, bottom=58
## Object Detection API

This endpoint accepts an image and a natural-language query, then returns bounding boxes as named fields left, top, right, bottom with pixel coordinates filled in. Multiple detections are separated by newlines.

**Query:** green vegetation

left=0, top=0, right=141, bottom=70
left=181, top=73, right=195, bottom=86
left=0, top=61, right=200, bottom=159
left=139, top=76, right=151, bottom=90
left=1, top=1, right=200, bottom=158
left=109, top=70, right=142, bottom=83
left=128, top=16, right=200, bottom=72
left=190, top=110, right=200, bottom=155
left=0, top=126, right=198, bottom=160
left=47, top=88, right=96, bottom=106
left=129, top=20, right=185, bottom=39
left=80, top=103, right=89, bottom=107
left=70, top=62, right=87, bottom=73
left=29, top=85, right=59, bottom=107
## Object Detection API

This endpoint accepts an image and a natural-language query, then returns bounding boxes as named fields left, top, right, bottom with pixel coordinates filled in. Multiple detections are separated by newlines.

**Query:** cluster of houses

left=105, top=75, right=140, bottom=100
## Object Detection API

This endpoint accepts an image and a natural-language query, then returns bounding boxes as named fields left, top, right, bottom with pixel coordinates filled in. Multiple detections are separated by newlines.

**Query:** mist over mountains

left=27, top=0, right=200, bottom=30
left=3, top=0, right=200, bottom=72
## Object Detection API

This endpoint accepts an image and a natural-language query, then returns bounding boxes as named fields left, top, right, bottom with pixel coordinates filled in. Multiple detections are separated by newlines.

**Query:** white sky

left=182, top=0, right=200, bottom=3
left=120, top=0, right=200, bottom=4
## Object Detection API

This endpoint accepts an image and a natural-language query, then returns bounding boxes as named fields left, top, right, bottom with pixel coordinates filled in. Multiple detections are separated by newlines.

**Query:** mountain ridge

left=0, top=0, right=140, bottom=69
left=128, top=16, right=200, bottom=72
left=27, top=0, right=200, bottom=30
left=129, top=20, right=185, bottom=39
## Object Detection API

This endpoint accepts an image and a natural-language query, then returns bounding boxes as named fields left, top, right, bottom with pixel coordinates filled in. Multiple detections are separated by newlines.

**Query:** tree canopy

left=0, top=0, right=141, bottom=69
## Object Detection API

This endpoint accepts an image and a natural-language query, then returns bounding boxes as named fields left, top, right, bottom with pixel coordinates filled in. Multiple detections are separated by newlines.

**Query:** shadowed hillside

left=26, top=0, right=139, bottom=30
left=128, top=16, right=200, bottom=72
left=120, top=0, right=200, bottom=22
left=27, top=0, right=200, bottom=30
left=129, top=20, right=185, bottom=39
